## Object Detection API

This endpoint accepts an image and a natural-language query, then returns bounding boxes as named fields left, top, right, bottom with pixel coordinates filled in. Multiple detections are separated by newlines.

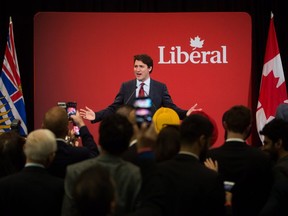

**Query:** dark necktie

left=138, top=82, right=145, bottom=97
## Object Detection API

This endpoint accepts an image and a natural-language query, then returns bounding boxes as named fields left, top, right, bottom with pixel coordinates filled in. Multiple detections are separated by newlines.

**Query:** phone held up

left=134, top=96, right=152, bottom=128
left=65, top=102, right=80, bottom=137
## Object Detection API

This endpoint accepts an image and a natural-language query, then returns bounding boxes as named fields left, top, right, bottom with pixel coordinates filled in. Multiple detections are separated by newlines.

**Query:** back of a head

left=0, top=131, right=26, bottom=177
left=275, top=103, right=288, bottom=122
left=42, top=106, right=68, bottom=138
left=260, top=118, right=288, bottom=151
left=180, top=114, right=214, bottom=144
left=99, top=114, right=133, bottom=155
left=116, top=104, right=136, bottom=125
left=74, top=165, right=115, bottom=216
left=224, top=105, right=251, bottom=133
left=155, top=125, right=181, bottom=162
left=24, top=129, right=57, bottom=165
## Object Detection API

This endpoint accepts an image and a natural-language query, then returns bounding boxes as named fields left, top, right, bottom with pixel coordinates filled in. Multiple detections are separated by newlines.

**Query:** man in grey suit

left=62, top=114, right=141, bottom=216
left=80, top=54, right=200, bottom=122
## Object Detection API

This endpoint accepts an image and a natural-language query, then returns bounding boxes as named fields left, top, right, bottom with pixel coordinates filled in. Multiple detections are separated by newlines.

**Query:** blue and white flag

left=0, top=17, right=27, bottom=135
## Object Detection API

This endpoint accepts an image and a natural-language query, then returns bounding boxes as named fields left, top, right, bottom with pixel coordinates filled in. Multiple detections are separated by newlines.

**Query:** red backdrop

left=34, top=12, right=251, bottom=147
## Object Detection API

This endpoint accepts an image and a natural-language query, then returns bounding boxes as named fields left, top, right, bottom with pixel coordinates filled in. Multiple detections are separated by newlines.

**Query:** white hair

left=24, top=129, right=57, bottom=163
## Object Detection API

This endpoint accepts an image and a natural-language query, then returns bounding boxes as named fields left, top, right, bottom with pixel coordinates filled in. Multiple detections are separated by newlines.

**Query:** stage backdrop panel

left=34, top=12, right=251, bottom=147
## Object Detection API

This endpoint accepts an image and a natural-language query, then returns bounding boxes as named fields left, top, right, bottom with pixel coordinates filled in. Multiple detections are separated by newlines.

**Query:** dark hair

left=0, top=131, right=26, bottom=178
left=99, top=114, right=133, bottom=155
left=275, top=103, right=288, bottom=122
left=224, top=105, right=251, bottom=133
left=180, top=114, right=213, bottom=144
left=42, top=106, right=69, bottom=138
left=116, top=104, right=135, bottom=118
left=134, top=54, right=153, bottom=73
left=154, top=125, right=180, bottom=162
left=260, top=118, right=288, bottom=151
left=74, top=165, right=115, bottom=216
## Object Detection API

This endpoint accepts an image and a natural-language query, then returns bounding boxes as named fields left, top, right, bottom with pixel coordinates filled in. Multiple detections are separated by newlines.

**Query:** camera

left=10, top=119, right=21, bottom=134
left=58, top=101, right=80, bottom=137
left=134, top=96, right=152, bottom=128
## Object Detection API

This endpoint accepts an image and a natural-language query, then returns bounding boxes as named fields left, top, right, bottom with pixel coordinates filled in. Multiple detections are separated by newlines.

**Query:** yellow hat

left=152, top=107, right=180, bottom=133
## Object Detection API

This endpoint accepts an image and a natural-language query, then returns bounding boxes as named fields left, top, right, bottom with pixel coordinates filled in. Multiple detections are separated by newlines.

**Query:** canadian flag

left=256, top=12, right=288, bottom=142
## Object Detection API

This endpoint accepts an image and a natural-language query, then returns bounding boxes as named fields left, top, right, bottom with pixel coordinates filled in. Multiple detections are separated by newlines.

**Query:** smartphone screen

left=224, top=181, right=235, bottom=192
left=73, top=124, right=80, bottom=137
left=67, top=107, right=76, bottom=118
left=66, top=102, right=77, bottom=118
left=134, top=97, right=152, bottom=127
left=66, top=102, right=80, bottom=137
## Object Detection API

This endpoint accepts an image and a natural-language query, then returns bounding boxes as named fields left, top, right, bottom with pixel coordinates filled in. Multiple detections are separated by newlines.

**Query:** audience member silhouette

left=259, top=118, right=288, bottom=216
left=62, top=114, right=141, bottom=216
left=0, top=129, right=64, bottom=216
left=153, top=124, right=180, bottom=162
left=116, top=104, right=139, bottom=164
left=42, top=106, right=99, bottom=178
left=73, top=164, right=116, bottom=216
left=0, top=130, right=26, bottom=178
left=275, top=103, right=288, bottom=122
left=206, top=105, right=273, bottom=216
left=132, top=114, right=226, bottom=216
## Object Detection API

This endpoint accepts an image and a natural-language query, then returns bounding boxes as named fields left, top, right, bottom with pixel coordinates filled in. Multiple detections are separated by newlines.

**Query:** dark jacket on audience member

left=0, top=166, right=64, bottom=216
left=207, top=140, right=273, bottom=216
left=48, top=125, right=99, bottom=178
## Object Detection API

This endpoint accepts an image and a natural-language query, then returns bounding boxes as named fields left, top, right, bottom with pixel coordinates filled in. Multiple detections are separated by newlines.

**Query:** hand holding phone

left=66, top=102, right=80, bottom=137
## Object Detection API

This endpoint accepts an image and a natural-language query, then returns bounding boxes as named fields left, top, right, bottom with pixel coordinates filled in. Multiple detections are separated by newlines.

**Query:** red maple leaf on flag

left=258, top=71, right=287, bottom=120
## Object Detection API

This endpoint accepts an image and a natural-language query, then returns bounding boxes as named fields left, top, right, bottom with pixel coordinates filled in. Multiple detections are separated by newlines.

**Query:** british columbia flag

left=0, top=17, right=27, bottom=135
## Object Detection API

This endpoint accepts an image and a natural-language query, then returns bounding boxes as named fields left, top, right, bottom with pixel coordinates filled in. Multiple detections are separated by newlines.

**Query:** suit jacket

left=273, top=155, right=288, bottom=182
left=259, top=179, right=288, bottom=216
left=92, top=79, right=187, bottom=123
left=48, top=125, right=99, bottom=178
left=62, top=154, right=141, bottom=216
left=207, top=141, right=273, bottom=216
left=0, top=166, right=64, bottom=216
left=259, top=156, right=288, bottom=216
left=132, top=153, right=226, bottom=216
left=121, top=140, right=138, bottom=164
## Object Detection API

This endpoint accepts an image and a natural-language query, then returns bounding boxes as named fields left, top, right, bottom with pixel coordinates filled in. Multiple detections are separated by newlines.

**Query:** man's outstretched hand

left=186, top=103, right=202, bottom=116
left=79, top=106, right=96, bottom=121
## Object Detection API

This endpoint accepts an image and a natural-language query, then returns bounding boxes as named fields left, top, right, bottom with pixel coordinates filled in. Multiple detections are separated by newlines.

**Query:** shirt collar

left=137, top=77, right=150, bottom=87
left=226, top=138, right=245, bottom=142
left=178, top=151, right=199, bottom=160
left=25, top=163, right=45, bottom=168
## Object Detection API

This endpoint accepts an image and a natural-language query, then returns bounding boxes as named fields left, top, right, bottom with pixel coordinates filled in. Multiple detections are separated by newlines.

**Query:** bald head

left=42, top=106, right=69, bottom=138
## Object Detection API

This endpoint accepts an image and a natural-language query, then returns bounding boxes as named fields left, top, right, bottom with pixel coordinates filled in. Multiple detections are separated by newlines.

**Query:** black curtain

left=0, top=0, right=287, bottom=146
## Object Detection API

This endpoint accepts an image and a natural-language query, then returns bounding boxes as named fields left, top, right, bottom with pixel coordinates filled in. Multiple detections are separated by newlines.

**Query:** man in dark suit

left=206, top=105, right=273, bottom=216
left=42, top=106, right=99, bottom=178
left=259, top=118, right=288, bottom=216
left=132, top=114, right=226, bottom=216
left=80, top=54, right=200, bottom=123
left=0, top=129, right=64, bottom=216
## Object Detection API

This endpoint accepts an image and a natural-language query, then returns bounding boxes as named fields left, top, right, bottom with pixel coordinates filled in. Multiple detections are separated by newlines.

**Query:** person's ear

left=275, top=139, right=283, bottom=150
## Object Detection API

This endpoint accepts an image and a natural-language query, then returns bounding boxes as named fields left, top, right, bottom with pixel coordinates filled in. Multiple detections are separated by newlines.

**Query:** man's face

left=134, top=60, right=151, bottom=82
left=262, top=136, right=278, bottom=161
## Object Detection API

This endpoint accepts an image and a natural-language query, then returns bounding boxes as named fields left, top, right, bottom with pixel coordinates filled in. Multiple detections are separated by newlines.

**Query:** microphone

left=125, top=86, right=137, bottom=105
